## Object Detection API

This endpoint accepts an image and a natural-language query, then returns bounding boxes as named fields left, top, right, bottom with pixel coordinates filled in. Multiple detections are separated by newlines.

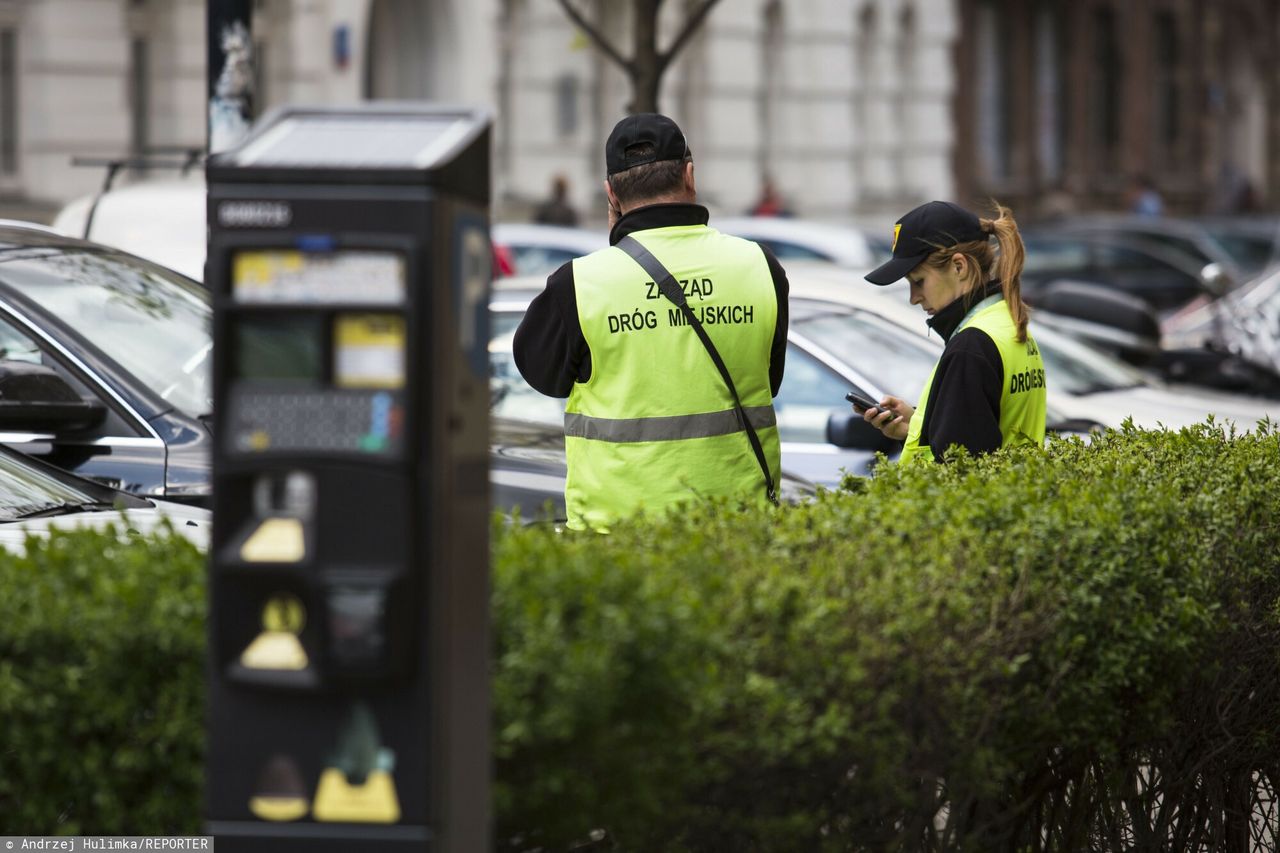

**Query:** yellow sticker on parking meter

left=249, top=754, right=310, bottom=822
left=233, top=251, right=305, bottom=294
left=240, top=517, right=305, bottom=563
left=239, top=593, right=309, bottom=671
left=313, top=704, right=401, bottom=824
left=334, top=314, right=406, bottom=389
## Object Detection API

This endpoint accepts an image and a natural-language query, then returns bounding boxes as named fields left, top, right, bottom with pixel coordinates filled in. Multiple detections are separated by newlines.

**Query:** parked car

left=1019, top=230, right=1216, bottom=314
left=1047, top=214, right=1251, bottom=286
left=1163, top=261, right=1280, bottom=379
left=1193, top=217, right=1280, bottom=278
left=491, top=222, right=606, bottom=278
left=714, top=216, right=879, bottom=270
left=51, top=176, right=207, bottom=281
left=0, top=223, right=212, bottom=502
left=0, top=441, right=208, bottom=550
left=784, top=263, right=1278, bottom=431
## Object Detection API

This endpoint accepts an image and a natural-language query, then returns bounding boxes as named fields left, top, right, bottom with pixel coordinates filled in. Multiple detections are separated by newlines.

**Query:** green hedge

left=0, top=522, right=205, bottom=834
left=494, top=420, right=1280, bottom=850
left=3, top=421, right=1280, bottom=851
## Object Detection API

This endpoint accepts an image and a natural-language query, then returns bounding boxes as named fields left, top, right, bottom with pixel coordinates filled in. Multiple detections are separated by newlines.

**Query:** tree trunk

left=628, top=0, right=663, bottom=113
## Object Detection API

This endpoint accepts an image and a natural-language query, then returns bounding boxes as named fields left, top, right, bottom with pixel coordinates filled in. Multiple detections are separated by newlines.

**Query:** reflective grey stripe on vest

left=565, top=405, right=776, bottom=443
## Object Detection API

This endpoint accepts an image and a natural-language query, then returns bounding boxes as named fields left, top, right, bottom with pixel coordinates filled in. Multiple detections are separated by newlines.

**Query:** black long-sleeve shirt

left=513, top=203, right=789, bottom=398
left=916, top=282, right=1007, bottom=461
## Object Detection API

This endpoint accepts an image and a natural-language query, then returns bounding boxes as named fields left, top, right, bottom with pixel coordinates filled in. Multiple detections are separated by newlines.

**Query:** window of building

left=1090, top=7, right=1120, bottom=171
left=895, top=5, right=915, bottom=181
left=854, top=3, right=877, bottom=180
left=758, top=0, right=783, bottom=175
left=555, top=73, right=579, bottom=138
left=130, top=38, right=150, bottom=155
left=974, top=0, right=1010, bottom=182
left=1153, top=10, right=1181, bottom=161
left=1034, top=0, right=1066, bottom=184
left=0, top=28, right=15, bottom=176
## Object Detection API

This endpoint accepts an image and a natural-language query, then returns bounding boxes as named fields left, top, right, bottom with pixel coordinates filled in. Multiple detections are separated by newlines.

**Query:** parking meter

left=204, top=104, right=492, bottom=852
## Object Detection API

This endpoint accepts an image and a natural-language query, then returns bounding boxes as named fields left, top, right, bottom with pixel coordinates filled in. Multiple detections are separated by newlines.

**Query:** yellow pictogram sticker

left=313, top=703, right=401, bottom=824
left=249, top=754, right=310, bottom=822
left=892, top=223, right=902, bottom=252
left=240, top=517, right=305, bottom=563
left=239, top=593, right=309, bottom=671
left=313, top=767, right=401, bottom=824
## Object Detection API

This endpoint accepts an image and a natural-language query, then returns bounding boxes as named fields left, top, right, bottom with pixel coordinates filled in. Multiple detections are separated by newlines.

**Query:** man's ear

left=604, top=179, right=620, bottom=210
left=684, top=161, right=696, bottom=197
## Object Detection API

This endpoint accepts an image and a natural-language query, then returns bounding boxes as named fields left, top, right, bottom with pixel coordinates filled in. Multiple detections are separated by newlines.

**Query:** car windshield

left=1031, top=324, right=1146, bottom=394
left=1203, top=227, right=1280, bottom=275
left=0, top=449, right=102, bottom=520
left=0, top=249, right=212, bottom=417
left=791, top=307, right=940, bottom=400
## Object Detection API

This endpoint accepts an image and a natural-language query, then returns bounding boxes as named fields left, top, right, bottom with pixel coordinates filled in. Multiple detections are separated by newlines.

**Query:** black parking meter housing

left=204, top=104, right=491, bottom=852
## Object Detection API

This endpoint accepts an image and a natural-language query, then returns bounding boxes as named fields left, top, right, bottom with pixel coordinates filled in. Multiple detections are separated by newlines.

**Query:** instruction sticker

left=334, top=314, right=406, bottom=389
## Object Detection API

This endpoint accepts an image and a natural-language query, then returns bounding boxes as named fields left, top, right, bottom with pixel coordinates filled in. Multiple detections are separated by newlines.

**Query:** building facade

left=0, top=0, right=955, bottom=229
left=953, top=0, right=1280, bottom=217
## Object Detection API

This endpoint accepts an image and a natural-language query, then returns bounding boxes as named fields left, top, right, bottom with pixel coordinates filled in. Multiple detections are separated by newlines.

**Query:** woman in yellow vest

left=859, top=200, right=1047, bottom=463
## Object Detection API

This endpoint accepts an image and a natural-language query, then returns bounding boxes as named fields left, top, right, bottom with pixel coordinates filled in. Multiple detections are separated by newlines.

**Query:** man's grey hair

left=607, top=143, right=692, bottom=206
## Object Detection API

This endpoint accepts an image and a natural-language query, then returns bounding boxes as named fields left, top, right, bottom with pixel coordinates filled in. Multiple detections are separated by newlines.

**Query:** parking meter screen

left=234, top=316, right=326, bottom=381
left=232, top=250, right=406, bottom=305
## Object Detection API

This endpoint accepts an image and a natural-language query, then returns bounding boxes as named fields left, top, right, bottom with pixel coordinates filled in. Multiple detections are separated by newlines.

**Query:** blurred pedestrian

left=859, top=200, right=1047, bottom=463
left=514, top=113, right=790, bottom=531
left=747, top=175, right=792, bottom=217
left=533, top=174, right=580, bottom=227
left=1125, top=175, right=1164, bottom=217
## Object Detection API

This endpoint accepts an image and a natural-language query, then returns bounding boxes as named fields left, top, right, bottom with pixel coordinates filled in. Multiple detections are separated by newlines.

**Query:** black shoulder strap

left=616, top=234, right=778, bottom=506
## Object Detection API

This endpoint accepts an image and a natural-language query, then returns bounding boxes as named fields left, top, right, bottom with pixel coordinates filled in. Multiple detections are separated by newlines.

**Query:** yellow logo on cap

left=892, top=223, right=902, bottom=252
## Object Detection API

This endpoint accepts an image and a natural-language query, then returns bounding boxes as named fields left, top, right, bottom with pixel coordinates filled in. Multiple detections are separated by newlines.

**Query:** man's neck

left=619, top=193, right=695, bottom=216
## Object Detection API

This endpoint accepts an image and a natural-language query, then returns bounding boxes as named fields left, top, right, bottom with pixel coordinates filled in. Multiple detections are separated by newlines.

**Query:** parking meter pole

left=204, top=105, right=493, bottom=851
left=207, top=0, right=253, bottom=154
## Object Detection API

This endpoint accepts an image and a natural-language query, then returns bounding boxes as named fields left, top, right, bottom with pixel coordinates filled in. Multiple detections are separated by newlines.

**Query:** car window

left=0, top=315, right=42, bottom=364
left=791, top=308, right=939, bottom=402
left=1031, top=324, right=1144, bottom=394
left=773, top=343, right=855, bottom=443
left=1136, top=232, right=1211, bottom=265
left=0, top=449, right=99, bottom=519
left=1023, top=238, right=1089, bottom=272
left=754, top=239, right=830, bottom=263
left=0, top=311, right=140, bottom=436
left=0, top=251, right=212, bottom=418
left=508, top=246, right=584, bottom=278
left=1204, top=229, right=1278, bottom=275
left=489, top=318, right=565, bottom=426
left=1091, top=243, right=1200, bottom=286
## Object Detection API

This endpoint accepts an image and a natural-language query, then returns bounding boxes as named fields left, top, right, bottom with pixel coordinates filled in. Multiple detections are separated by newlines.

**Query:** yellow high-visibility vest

left=900, top=295, right=1047, bottom=464
left=565, top=225, right=780, bottom=531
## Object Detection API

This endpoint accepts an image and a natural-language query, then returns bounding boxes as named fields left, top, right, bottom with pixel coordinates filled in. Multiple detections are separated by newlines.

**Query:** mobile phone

left=846, top=391, right=897, bottom=420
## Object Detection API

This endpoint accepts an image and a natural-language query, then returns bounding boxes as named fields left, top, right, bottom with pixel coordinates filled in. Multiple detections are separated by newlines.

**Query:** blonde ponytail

left=979, top=203, right=1030, bottom=343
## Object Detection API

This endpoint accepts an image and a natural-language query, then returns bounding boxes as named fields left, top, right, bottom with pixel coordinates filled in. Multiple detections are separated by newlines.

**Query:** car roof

left=491, top=222, right=607, bottom=251
left=51, top=178, right=207, bottom=280
left=713, top=216, right=875, bottom=267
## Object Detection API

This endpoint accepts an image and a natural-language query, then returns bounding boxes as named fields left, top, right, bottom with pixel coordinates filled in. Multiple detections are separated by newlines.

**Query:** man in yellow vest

left=514, top=113, right=790, bottom=531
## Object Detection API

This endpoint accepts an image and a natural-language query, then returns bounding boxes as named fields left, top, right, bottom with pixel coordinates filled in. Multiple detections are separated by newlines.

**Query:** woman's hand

left=861, top=395, right=911, bottom=441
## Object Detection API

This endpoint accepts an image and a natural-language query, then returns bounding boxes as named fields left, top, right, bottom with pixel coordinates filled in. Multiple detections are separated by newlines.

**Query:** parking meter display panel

left=232, top=250, right=406, bottom=305
left=224, top=247, right=410, bottom=459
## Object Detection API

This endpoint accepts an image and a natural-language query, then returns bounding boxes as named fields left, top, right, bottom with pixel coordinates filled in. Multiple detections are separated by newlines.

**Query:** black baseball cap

left=605, top=113, right=690, bottom=176
left=865, top=201, right=988, bottom=285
